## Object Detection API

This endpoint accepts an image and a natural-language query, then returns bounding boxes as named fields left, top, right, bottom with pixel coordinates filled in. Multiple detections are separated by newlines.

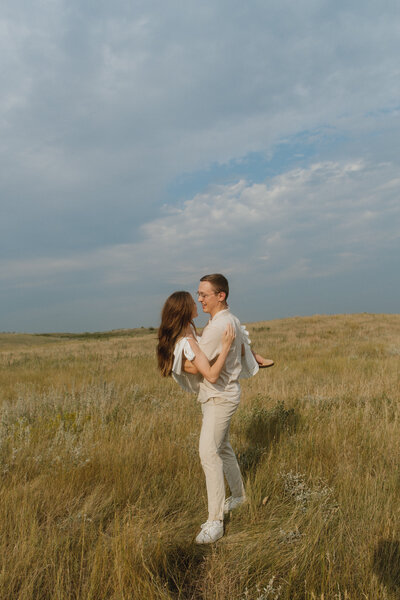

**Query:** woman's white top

left=239, top=325, right=259, bottom=379
left=172, top=326, right=258, bottom=394
left=172, top=336, right=202, bottom=393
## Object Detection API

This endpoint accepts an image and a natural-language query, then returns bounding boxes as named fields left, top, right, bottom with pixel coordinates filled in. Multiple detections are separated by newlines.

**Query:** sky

left=1, top=0, right=399, bottom=332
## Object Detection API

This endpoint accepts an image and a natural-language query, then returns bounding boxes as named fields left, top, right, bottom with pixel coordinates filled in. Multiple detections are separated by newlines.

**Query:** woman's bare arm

left=183, top=324, right=235, bottom=383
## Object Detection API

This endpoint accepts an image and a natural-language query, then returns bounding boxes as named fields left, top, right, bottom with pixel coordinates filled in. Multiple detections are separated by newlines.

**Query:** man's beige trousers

left=199, top=397, right=245, bottom=521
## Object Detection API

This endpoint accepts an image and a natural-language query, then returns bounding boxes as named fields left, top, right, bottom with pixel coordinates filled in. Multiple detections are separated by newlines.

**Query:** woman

left=157, top=291, right=235, bottom=391
left=157, top=290, right=274, bottom=544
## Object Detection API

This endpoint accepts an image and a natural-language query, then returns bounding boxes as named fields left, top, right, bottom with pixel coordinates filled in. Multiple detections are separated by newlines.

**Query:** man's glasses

left=196, top=291, right=218, bottom=300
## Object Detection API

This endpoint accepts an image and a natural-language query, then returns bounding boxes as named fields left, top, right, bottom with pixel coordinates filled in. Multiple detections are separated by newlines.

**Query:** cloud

left=2, top=2, right=400, bottom=247
left=2, top=159, right=398, bottom=292
left=134, top=159, right=399, bottom=285
left=1, top=1, right=400, bottom=329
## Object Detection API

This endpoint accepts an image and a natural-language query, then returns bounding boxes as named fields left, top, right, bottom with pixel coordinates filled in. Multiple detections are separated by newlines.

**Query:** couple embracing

left=157, top=273, right=273, bottom=544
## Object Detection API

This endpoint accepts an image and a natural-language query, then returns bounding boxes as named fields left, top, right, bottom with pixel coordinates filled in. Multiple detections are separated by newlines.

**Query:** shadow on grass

left=237, top=400, right=299, bottom=475
left=153, top=541, right=206, bottom=598
left=373, top=539, right=400, bottom=592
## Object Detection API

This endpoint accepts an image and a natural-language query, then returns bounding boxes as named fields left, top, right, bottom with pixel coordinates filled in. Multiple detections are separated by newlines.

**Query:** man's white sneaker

left=223, top=495, right=247, bottom=514
left=195, top=520, right=224, bottom=544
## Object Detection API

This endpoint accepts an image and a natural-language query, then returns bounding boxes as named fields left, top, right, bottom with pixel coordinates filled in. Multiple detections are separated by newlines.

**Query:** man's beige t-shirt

left=197, top=308, right=243, bottom=403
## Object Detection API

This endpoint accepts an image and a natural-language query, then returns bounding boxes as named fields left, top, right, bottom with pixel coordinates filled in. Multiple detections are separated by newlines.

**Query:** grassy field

left=0, top=314, right=399, bottom=600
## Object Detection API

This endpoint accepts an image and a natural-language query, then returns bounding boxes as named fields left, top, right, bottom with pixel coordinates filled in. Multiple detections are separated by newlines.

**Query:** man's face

left=197, top=281, right=223, bottom=316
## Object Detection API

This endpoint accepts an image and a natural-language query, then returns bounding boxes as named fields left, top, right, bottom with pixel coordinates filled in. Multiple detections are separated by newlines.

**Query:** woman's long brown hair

left=157, top=291, right=196, bottom=377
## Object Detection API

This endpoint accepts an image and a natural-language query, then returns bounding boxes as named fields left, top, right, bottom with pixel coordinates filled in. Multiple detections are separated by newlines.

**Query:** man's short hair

left=200, top=273, right=229, bottom=301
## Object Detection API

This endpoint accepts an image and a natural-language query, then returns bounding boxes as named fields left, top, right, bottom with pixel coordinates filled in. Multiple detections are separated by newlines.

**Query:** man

left=194, top=273, right=258, bottom=544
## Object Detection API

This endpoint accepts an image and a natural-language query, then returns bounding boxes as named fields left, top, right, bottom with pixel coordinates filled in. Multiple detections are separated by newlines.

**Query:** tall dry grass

left=0, top=314, right=399, bottom=599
